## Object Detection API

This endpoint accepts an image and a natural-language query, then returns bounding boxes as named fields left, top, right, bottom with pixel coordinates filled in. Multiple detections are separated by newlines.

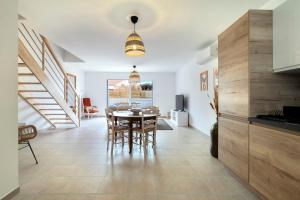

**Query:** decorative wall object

left=213, top=67, right=219, bottom=88
left=200, top=71, right=208, bottom=91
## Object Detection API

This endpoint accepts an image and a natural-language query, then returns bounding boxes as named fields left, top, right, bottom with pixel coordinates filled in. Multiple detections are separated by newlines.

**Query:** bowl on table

left=130, top=108, right=142, bottom=115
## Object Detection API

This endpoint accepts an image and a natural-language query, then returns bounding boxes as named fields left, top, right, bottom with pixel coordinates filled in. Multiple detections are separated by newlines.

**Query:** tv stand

left=170, top=110, right=188, bottom=127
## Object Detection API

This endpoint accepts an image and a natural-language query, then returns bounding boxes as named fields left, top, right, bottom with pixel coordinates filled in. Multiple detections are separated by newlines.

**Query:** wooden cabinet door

left=249, top=125, right=300, bottom=200
left=218, top=117, right=249, bottom=182
left=218, top=13, right=249, bottom=118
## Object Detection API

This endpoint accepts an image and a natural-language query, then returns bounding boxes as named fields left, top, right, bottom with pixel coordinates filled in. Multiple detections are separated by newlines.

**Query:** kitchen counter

left=249, top=117, right=300, bottom=134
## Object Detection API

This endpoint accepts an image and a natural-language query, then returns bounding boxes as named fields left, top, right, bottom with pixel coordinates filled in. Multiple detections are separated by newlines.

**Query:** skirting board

left=1, top=187, right=20, bottom=200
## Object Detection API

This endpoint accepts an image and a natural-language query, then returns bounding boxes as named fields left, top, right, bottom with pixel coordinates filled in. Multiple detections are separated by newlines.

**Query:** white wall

left=85, top=72, right=176, bottom=116
left=0, top=0, right=19, bottom=198
left=176, top=59, right=217, bottom=135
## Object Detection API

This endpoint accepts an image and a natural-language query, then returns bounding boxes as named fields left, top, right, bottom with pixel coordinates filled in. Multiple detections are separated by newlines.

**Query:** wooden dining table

left=112, top=111, right=156, bottom=153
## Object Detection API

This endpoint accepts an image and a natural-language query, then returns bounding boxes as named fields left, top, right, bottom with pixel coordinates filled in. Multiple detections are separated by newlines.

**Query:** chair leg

left=139, top=133, right=142, bottom=145
left=111, top=131, right=114, bottom=155
left=122, top=132, right=124, bottom=148
left=143, top=134, right=147, bottom=156
left=106, top=130, right=110, bottom=151
left=27, top=141, right=38, bottom=164
left=153, top=131, right=157, bottom=155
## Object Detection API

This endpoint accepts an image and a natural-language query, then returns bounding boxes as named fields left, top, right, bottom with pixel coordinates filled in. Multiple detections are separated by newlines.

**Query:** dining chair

left=105, top=108, right=129, bottom=154
left=133, top=106, right=159, bottom=145
left=140, top=111, right=158, bottom=155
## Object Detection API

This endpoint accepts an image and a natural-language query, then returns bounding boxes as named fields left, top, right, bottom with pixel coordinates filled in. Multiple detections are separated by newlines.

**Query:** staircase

left=18, top=22, right=80, bottom=128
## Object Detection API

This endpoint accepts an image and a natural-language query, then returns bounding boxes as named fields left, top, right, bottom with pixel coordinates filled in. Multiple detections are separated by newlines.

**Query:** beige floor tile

left=17, top=118, right=256, bottom=199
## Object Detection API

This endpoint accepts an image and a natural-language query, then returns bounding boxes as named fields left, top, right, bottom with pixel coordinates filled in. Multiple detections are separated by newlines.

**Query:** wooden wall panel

left=218, top=117, right=249, bottom=182
left=218, top=13, right=249, bottom=118
left=249, top=124, right=300, bottom=200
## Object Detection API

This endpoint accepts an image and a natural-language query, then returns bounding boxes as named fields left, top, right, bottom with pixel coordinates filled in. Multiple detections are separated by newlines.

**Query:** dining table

left=112, top=111, right=157, bottom=153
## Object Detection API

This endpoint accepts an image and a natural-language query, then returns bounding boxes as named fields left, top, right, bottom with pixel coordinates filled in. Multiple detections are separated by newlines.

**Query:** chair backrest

left=141, top=111, right=158, bottom=132
left=18, top=125, right=37, bottom=143
left=143, top=106, right=160, bottom=115
left=105, top=108, right=115, bottom=129
left=83, top=98, right=92, bottom=107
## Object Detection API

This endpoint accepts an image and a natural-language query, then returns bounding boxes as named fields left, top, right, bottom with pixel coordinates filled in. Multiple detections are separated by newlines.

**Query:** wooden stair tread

left=32, top=103, right=58, bottom=105
left=54, top=122, right=74, bottom=124
left=19, top=90, right=48, bottom=92
left=44, top=113, right=66, bottom=116
left=18, top=73, right=34, bottom=76
left=49, top=118, right=70, bottom=120
left=39, top=108, right=63, bottom=111
left=18, top=63, right=27, bottom=67
left=25, top=97, right=53, bottom=99
left=18, top=82, right=41, bottom=85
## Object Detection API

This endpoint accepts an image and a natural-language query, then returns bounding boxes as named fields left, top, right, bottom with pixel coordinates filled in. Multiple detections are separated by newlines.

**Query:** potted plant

left=208, top=85, right=218, bottom=158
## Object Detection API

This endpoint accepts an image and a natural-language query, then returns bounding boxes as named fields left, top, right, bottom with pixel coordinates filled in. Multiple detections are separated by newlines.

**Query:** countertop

left=248, top=117, right=300, bottom=134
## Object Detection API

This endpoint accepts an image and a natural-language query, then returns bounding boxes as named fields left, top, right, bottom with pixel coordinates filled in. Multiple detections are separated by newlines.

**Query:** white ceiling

left=19, top=0, right=270, bottom=72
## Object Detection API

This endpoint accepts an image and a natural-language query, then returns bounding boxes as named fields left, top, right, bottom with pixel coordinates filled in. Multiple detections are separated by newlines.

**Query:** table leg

left=129, top=121, right=133, bottom=153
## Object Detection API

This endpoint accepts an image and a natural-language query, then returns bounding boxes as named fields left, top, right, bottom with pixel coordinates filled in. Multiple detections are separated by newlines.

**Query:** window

left=107, top=79, right=129, bottom=106
left=107, top=79, right=153, bottom=107
left=131, top=81, right=153, bottom=107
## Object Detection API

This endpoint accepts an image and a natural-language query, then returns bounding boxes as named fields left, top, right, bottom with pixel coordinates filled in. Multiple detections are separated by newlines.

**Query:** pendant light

left=129, top=65, right=140, bottom=84
left=125, top=16, right=145, bottom=56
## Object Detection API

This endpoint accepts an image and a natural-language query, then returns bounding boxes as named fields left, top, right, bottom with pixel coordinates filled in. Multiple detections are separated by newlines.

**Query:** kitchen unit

left=218, top=9, right=300, bottom=200
left=249, top=121, right=300, bottom=200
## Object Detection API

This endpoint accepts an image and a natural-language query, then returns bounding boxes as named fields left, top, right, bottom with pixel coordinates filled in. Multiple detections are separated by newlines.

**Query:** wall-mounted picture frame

left=200, top=71, right=208, bottom=91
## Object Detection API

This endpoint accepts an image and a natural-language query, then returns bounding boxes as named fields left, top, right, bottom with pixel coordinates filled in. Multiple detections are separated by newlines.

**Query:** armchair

left=82, top=98, right=99, bottom=118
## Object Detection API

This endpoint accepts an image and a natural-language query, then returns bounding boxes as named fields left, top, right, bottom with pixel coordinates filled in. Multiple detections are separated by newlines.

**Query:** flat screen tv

left=175, top=95, right=184, bottom=111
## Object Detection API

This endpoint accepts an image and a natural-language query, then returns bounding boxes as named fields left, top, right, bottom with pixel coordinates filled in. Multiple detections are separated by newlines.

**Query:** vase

left=210, top=121, right=218, bottom=158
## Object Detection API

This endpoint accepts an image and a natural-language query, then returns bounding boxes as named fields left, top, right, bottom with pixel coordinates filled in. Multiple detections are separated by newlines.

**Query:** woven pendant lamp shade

left=125, top=32, right=145, bottom=56
left=129, top=65, right=140, bottom=84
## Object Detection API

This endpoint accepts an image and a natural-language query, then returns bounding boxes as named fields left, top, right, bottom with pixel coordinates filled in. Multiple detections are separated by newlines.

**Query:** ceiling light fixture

left=125, top=16, right=145, bottom=56
left=129, top=65, right=140, bottom=84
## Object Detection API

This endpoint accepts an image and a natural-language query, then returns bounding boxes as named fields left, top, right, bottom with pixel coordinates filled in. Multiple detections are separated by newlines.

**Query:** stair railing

left=18, top=22, right=81, bottom=125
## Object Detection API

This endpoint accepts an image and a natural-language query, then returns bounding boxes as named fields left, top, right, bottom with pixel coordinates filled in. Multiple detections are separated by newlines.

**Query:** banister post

left=64, top=77, right=67, bottom=102
left=42, top=41, right=45, bottom=71
left=78, top=95, right=81, bottom=127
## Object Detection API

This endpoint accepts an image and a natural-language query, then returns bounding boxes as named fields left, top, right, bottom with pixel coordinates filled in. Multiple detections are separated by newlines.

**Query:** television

left=175, top=95, right=184, bottom=111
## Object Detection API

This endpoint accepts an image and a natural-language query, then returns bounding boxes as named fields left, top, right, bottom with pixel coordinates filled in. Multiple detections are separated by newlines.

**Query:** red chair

left=83, top=98, right=99, bottom=118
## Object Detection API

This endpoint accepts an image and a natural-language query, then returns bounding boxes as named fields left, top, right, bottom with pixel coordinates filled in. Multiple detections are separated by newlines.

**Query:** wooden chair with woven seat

left=134, top=107, right=159, bottom=145
left=138, top=110, right=158, bottom=156
left=105, top=108, right=129, bottom=154
left=18, top=125, right=38, bottom=164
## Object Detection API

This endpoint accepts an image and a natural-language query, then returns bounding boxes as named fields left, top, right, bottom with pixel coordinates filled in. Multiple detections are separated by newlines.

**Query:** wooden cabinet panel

left=218, top=13, right=249, bottom=118
left=218, top=117, right=249, bottom=182
left=249, top=125, right=300, bottom=200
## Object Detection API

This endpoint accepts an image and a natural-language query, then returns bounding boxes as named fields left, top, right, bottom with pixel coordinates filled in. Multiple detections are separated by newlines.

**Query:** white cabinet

left=170, top=110, right=188, bottom=127
left=274, top=0, right=300, bottom=72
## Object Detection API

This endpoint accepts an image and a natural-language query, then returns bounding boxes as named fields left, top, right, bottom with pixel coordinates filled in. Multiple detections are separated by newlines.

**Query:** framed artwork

left=200, top=71, right=208, bottom=91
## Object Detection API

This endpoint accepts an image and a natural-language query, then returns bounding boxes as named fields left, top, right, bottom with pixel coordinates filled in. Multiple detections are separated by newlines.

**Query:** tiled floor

left=14, top=118, right=258, bottom=200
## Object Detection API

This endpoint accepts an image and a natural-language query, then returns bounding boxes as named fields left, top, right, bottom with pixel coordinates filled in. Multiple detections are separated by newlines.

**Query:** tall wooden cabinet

left=218, top=10, right=273, bottom=183
left=219, top=10, right=275, bottom=119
